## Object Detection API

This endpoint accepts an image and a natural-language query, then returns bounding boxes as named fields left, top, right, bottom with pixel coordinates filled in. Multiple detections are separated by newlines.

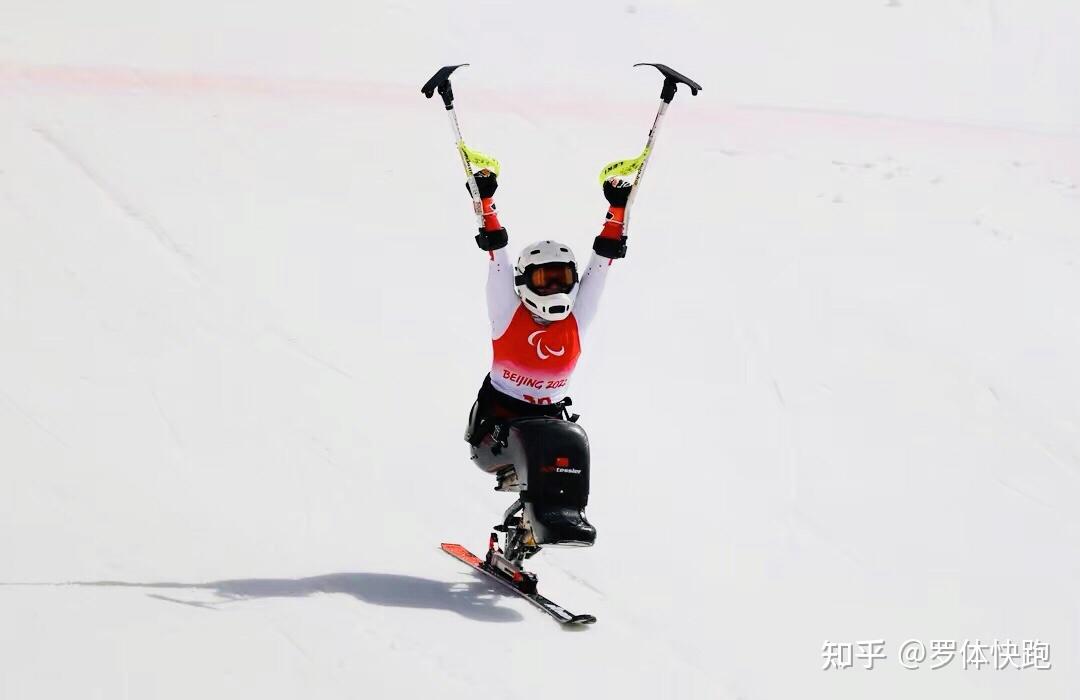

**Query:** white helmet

left=514, top=240, right=579, bottom=322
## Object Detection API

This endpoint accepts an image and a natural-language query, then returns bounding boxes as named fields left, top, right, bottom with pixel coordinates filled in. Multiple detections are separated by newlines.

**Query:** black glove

left=467, top=169, right=498, bottom=199
left=603, top=178, right=632, bottom=207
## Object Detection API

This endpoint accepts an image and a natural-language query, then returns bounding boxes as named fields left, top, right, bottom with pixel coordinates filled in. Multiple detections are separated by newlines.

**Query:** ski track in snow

left=0, top=387, right=71, bottom=448
left=31, top=123, right=201, bottom=278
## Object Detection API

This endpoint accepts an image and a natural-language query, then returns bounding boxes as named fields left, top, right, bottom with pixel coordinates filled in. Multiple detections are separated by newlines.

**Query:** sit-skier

left=463, top=168, right=632, bottom=576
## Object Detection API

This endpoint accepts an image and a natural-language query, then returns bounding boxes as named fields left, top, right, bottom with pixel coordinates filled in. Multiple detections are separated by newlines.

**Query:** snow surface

left=1, top=1, right=1079, bottom=698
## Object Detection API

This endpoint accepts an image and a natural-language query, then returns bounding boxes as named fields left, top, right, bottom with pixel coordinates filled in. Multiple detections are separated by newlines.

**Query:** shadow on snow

left=3, top=572, right=525, bottom=623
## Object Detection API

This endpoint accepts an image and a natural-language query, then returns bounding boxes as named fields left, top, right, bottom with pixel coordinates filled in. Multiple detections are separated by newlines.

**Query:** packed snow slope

left=2, top=1, right=1079, bottom=698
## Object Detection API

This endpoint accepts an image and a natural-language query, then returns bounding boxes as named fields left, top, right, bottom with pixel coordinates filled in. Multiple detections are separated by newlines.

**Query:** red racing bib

left=490, top=305, right=581, bottom=404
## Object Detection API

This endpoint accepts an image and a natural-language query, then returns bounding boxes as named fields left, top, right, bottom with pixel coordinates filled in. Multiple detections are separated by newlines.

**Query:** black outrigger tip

left=633, top=63, right=703, bottom=103
left=421, top=64, right=469, bottom=109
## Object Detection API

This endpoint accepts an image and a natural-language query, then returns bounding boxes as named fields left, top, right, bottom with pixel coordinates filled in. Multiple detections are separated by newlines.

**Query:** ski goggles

left=518, top=262, right=578, bottom=296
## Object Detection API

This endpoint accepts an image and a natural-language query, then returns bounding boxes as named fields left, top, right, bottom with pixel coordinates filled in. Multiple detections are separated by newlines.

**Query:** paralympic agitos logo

left=527, top=330, right=565, bottom=360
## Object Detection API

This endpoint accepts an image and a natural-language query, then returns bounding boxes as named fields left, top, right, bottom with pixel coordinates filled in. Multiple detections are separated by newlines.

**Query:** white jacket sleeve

left=487, top=247, right=519, bottom=339
left=572, top=252, right=612, bottom=336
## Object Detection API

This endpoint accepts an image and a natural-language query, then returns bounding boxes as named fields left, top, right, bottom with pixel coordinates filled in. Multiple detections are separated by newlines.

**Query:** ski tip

left=567, top=614, right=597, bottom=625
left=440, top=542, right=485, bottom=567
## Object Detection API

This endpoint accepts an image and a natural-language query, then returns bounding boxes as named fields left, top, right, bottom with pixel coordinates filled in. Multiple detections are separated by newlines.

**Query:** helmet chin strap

left=528, top=310, right=553, bottom=325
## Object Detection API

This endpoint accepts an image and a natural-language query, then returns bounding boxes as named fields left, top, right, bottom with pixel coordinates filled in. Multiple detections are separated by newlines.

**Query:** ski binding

left=440, top=540, right=596, bottom=626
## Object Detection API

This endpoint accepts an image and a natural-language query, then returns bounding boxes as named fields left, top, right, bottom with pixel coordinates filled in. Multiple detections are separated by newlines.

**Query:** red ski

left=440, top=543, right=596, bottom=625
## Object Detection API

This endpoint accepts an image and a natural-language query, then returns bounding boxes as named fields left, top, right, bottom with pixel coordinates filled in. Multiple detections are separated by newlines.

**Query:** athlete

left=464, top=168, right=631, bottom=553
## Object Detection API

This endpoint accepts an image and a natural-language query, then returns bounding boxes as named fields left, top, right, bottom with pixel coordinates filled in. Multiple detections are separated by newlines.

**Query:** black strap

left=559, top=397, right=580, bottom=423
left=475, top=227, right=509, bottom=251
left=593, top=234, right=627, bottom=259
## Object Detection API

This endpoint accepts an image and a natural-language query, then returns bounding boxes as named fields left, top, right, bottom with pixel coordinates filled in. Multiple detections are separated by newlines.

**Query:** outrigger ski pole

left=421, top=65, right=501, bottom=230
left=599, top=63, right=703, bottom=238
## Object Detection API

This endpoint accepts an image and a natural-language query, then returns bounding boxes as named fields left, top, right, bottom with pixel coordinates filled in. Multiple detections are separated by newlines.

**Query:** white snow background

left=1, top=1, right=1079, bottom=698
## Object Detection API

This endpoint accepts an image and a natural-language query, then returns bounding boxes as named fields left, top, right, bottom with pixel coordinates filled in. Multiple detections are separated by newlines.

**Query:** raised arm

left=471, top=170, right=518, bottom=338
left=573, top=178, right=632, bottom=335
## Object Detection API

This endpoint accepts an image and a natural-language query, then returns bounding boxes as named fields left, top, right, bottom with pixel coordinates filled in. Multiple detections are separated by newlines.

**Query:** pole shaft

left=623, top=100, right=669, bottom=237
left=447, top=107, right=484, bottom=226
